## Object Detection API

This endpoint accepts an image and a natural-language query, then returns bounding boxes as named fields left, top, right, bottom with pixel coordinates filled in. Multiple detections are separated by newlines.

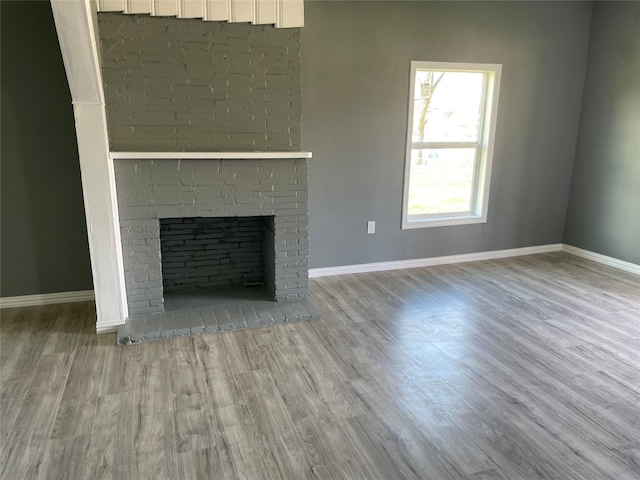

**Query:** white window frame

left=402, top=61, right=502, bottom=229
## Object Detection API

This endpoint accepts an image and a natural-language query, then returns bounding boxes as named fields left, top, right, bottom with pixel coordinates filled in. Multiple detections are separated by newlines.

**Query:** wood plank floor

left=1, top=252, right=639, bottom=479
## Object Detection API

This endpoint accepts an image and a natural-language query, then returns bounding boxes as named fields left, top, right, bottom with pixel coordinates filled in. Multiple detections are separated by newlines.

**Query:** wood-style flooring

left=1, top=252, right=639, bottom=479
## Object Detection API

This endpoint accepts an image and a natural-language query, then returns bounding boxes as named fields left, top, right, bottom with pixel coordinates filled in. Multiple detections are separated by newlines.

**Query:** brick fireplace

left=48, top=7, right=316, bottom=336
left=51, top=2, right=313, bottom=334
left=113, top=154, right=316, bottom=343
left=115, top=155, right=310, bottom=318
left=98, top=11, right=316, bottom=342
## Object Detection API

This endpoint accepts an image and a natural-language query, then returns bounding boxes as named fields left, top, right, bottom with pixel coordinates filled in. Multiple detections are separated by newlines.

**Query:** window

left=402, top=61, right=501, bottom=229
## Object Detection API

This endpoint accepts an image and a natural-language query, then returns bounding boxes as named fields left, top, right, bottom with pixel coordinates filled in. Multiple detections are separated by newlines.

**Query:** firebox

left=159, top=216, right=276, bottom=305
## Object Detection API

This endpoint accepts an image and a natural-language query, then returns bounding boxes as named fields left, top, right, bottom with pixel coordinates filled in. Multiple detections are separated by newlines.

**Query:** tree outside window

left=403, top=62, right=502, bottom=229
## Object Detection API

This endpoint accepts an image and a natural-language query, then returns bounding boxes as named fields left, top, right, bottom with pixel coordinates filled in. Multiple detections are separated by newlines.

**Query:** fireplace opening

left=159, top=216, right=276, bottom=311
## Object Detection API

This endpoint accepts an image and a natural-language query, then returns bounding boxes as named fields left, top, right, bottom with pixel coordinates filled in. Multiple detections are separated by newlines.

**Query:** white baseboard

left=0, top=290, right=95, bottom=309
left=309, top=244, right=564, bottom=278
left=3, top=244, right=635, bottom=319
left=96, top=318, right=124, bottom=334
left=561, top=244, right=640, bottom=275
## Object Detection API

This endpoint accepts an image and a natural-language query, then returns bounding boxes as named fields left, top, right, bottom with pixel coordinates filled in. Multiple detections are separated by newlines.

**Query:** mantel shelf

left=109, top=151, right=312, bottom=160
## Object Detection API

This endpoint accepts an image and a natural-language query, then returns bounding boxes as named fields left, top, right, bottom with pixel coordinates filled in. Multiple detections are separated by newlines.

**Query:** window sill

left=402, top=215, right=487, bottom=230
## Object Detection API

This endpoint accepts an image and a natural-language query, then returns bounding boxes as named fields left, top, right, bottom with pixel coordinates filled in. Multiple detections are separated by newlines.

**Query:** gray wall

left=302, top=1, right=593, bottom=268
left=0, top=1, right=93, bottom=297
left=98, top=13, right=302, bottom=151
left=563, top=2, right=640, bottom=264
left=4, top=2, right=639, bottom=299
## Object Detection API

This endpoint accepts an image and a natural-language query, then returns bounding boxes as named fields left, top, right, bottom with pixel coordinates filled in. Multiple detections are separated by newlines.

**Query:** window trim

left=402, top=61, right=502, bottom=230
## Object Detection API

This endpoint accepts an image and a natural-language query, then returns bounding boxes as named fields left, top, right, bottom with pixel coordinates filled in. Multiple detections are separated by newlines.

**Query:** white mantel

left=110, top=151, right=312, bottom=160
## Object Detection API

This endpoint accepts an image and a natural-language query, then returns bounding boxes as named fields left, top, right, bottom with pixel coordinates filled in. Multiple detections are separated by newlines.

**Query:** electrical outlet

left=367, top=221, right=376, bottom=234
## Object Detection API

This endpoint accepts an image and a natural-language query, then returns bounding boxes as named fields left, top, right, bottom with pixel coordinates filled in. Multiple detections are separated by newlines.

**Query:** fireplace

left=113, top=154, right=316, bottom=343
left=50, top=5, right=310, bottom=333
left=159, top=215, right=276, bottom=309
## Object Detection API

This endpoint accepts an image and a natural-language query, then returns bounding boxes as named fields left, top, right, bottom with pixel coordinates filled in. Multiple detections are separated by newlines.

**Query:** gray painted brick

left=129, top=306, right=162, bottom=316
left=127, top=292, right=163, bottom=303
left=115, top=158, right=310, bottom=317
left=129, top=299, right=152, bottom=309
left=98, top=13, right=301, bottom=151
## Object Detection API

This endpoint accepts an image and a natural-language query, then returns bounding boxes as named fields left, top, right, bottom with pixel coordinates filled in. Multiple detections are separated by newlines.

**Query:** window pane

left=407, top=148, right=476, bottom=216
left=412, top=71, right=484, bottom=143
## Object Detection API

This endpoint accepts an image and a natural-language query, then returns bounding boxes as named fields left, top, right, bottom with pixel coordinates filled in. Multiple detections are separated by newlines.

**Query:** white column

left=50, top=0, right=128, bottom=332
